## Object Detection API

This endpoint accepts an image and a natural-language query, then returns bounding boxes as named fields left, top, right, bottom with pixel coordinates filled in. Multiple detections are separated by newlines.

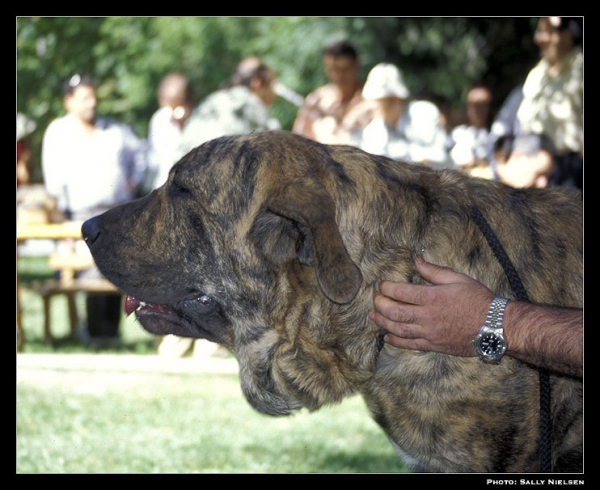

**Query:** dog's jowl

left=82, top=130, right=582, bottom=473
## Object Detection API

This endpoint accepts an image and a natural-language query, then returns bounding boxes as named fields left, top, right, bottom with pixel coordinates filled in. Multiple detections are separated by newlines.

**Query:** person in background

left=42, top=74, right=147, bottom=343
left=449, top=84, right=494, bottom=178
left=17, top=113, right=36, bottom=187
left=293, top=40, right=373, bottom=144
left=355, top=63, right=451, bottom=168
left=494, top=133, right=557, bottom=188
left=157, top=57, right=282, bottom=359
left=17, top=112, right=37, bottom=351
left=186, top=56, right=280, bottom=149
left=146, top=73, right=203, bottom=190
left=501, top=17, right=583, bottom=189
left=486, top=84, right=524, bottom=165
left=42, top=74, right=147, bottom=220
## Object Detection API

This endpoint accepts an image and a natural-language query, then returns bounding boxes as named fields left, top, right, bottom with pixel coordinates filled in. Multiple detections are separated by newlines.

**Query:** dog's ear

left=251, top=181, right=362, bottom=304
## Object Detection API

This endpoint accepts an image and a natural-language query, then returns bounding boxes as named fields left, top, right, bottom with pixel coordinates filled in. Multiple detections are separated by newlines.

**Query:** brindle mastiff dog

left=82, top=130, right=582, bottom=473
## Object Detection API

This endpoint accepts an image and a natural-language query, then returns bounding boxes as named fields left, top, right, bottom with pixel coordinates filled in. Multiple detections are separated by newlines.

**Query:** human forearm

left=504, top=301, right=583, bottom=378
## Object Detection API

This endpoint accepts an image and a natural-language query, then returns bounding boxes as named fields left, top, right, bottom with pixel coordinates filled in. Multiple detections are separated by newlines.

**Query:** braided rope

left=469, top=205, right=552, bottom=472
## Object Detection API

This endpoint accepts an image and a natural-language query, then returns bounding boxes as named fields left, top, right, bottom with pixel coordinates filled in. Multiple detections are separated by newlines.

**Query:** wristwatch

left=472, top=296, right=509, bottom=364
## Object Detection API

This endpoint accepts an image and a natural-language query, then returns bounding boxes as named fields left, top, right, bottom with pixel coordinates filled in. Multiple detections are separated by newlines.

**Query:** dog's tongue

left=124, top=295, right=141, bottom=316
left=124, top=295, right=173, bottom=316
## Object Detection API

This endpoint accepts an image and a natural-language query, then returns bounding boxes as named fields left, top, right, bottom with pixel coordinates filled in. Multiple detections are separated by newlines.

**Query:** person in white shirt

left=498, top=17, right=583, bottom=189
left=449, top=84, right=494, bottom=178
left=355, top=63, right=451, bottom=168
left=42, top=74, right=146, bottom=221
left=42, top=74, right=147, bottom=341
left=147, top=73, right=205, bottom=189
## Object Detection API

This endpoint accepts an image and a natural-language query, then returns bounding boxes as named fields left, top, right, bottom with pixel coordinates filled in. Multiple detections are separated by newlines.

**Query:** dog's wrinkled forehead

left=168, top=132, right=326, bottom=215
left=175, top=137, right=242, bottom=179
left=174, top=131, right=329, bottom=182
left=169, top=134, right=268, bottom=208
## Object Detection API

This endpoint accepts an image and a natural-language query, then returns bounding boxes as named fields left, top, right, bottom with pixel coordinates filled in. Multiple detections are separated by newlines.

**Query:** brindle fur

left=83, top=131, right=582, bottom=472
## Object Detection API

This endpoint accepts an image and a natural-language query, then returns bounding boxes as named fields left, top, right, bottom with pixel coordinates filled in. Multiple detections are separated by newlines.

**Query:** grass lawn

left=16, top=256, right=407, bottom=473
left=17, top=370, right=405, bottom=473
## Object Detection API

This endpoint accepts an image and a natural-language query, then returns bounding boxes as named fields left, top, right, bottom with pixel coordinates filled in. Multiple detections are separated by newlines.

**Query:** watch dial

left=481, top=334, right=504, bottom=354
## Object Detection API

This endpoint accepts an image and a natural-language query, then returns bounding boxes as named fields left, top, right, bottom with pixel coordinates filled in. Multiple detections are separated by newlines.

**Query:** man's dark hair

left=62, top=74, right=97, bottom=96
left=557, top=17, right=583, bottom=46
left=157, top=73, right=195, bottom=103
left=227, top=57, right=273, bottom=88
left=322, top=40, right=359, bottom=61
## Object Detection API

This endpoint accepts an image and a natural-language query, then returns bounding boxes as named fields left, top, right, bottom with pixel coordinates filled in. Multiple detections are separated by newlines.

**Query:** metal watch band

left=472, top=296, right=510, bottom=364
left=486, top=296, right=509, bottom=329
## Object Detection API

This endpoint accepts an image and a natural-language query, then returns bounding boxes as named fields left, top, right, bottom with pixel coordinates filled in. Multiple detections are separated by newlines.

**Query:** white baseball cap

left=362, top=63, right=410, bottom=100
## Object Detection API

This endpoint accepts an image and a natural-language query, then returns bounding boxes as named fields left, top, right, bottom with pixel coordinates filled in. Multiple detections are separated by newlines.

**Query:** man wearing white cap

left=356, top=63, right=451, bottom=168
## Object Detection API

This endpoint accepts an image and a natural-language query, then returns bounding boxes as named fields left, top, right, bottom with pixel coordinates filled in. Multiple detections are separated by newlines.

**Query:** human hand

left=496, top=149, right=555, bottom=188
left=369, top=257, right=495, bottom=356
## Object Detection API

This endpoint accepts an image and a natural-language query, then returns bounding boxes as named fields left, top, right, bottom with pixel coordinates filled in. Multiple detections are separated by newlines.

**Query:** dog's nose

left=81, top=216, right=102, bottom=247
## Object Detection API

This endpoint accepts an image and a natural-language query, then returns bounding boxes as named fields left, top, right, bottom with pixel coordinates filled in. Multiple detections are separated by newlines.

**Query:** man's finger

left=369, top=309, right=421, bottom=339
left=415, top=256, right=475, bottom=286
left=372, top=292, right=417, bottom=323
left=383, top=334, right=430, bottom=351
left=378, top=280, right=428, bottom=305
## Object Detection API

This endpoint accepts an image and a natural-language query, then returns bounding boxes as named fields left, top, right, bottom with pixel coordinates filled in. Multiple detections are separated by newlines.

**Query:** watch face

left=474, top=330, right=507, bottom=363
left=480, top=333, right=505, bottom=355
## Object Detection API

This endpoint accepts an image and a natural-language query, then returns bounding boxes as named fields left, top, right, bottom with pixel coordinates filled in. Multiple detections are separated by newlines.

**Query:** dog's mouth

left=124, top=294, right=230, bottom=344
left=124, top=295, right=184, bottom=317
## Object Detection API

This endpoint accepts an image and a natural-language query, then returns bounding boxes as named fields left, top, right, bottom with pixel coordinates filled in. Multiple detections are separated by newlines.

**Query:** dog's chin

left=124, top=294, right=230, bottom=344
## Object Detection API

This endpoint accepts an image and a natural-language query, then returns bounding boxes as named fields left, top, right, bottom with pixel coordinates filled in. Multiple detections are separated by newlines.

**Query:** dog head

left=83, top=131, right=385, bottom=415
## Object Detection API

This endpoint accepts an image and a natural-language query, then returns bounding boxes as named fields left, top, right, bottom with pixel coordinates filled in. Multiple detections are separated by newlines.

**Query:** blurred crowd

left=17, top=16, right=583, bottom=349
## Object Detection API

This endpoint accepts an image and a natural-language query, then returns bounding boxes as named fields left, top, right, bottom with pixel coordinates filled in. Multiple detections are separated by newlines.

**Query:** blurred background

left=17, top=16, right=540, bottom=183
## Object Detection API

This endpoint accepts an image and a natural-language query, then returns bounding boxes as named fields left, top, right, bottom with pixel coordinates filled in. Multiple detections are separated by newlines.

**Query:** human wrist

left=500, top=300, right=583, bottom=377
left=501, top=300, right=531, bottom=360
left=472, top=296, right=509, bottom=364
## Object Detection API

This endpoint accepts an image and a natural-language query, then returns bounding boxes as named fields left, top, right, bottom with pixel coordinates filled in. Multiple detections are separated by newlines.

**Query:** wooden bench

left=30, top=250, right=120, bottom=344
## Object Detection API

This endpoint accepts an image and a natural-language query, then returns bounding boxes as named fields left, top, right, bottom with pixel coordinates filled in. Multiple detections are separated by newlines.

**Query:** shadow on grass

left=318, top=451, right=406, bottom=473
left=290, top=447, right=405, bottom=473
left=239, top=439, right=407, bottom=473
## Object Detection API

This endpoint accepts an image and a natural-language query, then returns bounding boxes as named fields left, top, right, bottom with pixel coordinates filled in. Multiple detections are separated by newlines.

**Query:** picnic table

left=17, top=221, right=119, bottom=347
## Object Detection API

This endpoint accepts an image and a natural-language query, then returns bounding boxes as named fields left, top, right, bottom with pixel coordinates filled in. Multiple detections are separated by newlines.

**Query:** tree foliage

left=17, top=16, right=539, bottom=182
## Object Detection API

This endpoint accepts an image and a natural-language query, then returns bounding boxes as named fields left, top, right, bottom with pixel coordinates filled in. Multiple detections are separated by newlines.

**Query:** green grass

left=17, top=372, right=405, bottom=473
left=16, top=256, right=407, bottom=473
